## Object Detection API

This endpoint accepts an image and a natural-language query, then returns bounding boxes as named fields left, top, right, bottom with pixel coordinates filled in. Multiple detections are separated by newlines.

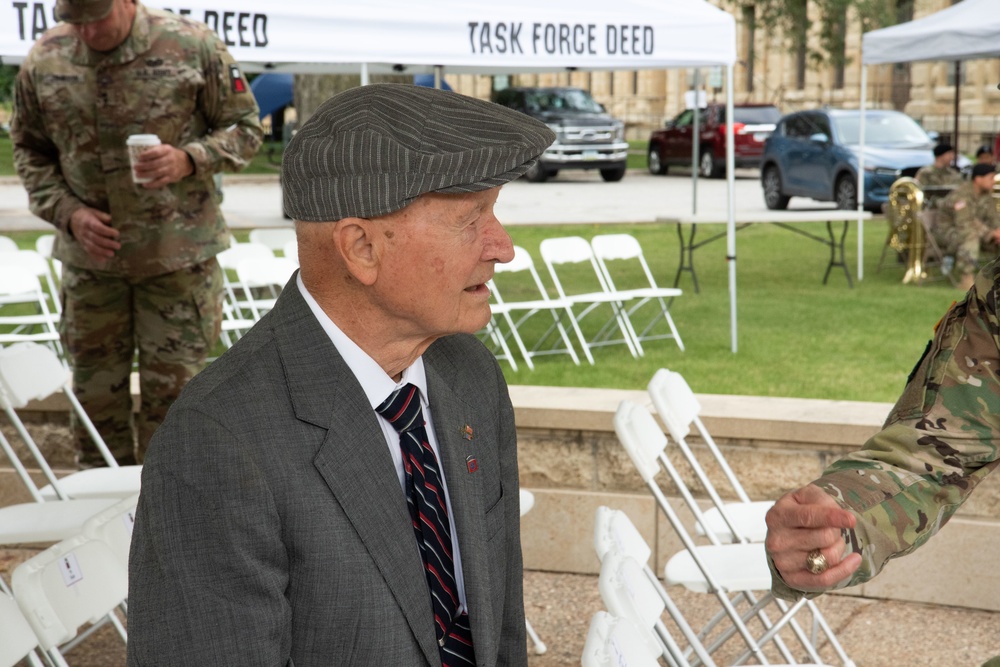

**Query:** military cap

left=933, top=143, right=955, bottom=158
left=975, top=144, right=994, bottom=158
left=971, top=163, right=996, bottom=178
left=55, top=0, right=115, bottom=24
left=281, top=84, right=556, bottom=222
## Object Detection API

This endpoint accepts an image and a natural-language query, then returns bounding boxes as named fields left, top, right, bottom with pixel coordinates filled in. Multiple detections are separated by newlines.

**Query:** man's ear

left=334, top=217, right=379, bottom=286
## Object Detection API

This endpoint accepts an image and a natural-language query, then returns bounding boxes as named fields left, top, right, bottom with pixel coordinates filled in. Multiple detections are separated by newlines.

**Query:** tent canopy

left=2, top=0, right=735, bottom=70
left=863, top=0, right=1000, bottom=65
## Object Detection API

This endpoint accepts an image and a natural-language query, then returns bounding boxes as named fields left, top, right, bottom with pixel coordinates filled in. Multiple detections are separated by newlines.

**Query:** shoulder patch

left=954, top=200, right=967, bottom=211
left=229, top=64, right=247, bottom=94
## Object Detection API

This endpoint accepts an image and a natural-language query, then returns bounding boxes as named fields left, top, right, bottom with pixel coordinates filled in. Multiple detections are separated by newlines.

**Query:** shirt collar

left=296, top=274, right=428, bottom=411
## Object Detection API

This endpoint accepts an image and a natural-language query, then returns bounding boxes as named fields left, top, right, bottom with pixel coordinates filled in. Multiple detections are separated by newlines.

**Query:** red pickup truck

left=647, top=103, right=781, bottom=178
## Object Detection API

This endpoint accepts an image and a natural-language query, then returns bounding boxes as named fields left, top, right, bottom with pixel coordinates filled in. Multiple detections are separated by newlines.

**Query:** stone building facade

left=448, top=0, right=1000, bottom=154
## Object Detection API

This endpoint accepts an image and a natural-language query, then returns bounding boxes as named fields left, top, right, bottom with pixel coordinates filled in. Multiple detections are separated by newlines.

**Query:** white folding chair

left=0, top=235, right=19, bottom=253
left=581, top=610, right=662, bottom=667
left=0, top=266, right=63, bottom=356
left=248, top=227, right=296, bottom=253
left=0, top=587, right=45, bottom=667
left=487, top=246, right=582, bottom=369
left=217, top=241, right=275, bottom=319
left=1, top=249, right=63, bottom=315
left=591, top=234, right=684, bottom=351
left=0, top=342, right=141, bottom=500
left=614, top=400, right=855, bottom=667
left=12, top=534, right=128, bottom=667
left=539, top=236, right=643, bottom=361
left=478, top=309, right=522, bottom=372
left=82, top=493, right=139, bottom=573
left=519, top=489, right=546, bottom=655
left=648, top=369, right=773, bottom=544
left=235, top=256, right=297, bottom=320
left=34, top=233, right=63, bottom=290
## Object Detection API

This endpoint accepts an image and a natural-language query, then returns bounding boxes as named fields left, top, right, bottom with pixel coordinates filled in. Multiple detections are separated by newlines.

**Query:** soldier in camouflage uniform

left=11, top=0, right=262, bottom=464
left=914, top=142, right=963, bottom=188
left=765, top=255, right=1000, bottom=608
left=929, top=163, right=1000, bottom=291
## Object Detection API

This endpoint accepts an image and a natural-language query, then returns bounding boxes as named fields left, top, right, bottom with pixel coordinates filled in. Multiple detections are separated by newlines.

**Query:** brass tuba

left=887, top=177, right=927, bottom=283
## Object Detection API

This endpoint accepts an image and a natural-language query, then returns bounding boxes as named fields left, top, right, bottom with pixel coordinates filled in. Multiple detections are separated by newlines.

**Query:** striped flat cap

left=281, top=84, right=555, bottom=222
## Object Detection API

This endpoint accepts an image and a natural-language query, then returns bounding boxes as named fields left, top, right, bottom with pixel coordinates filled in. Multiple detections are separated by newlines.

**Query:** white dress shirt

left=297, top=274, right=468, bottom=613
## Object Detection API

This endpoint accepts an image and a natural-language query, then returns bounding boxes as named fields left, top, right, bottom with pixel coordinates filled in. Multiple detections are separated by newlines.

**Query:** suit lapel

left=426, top=361, right=497, bottom=663
left=272, top=279, right=440, bottom=666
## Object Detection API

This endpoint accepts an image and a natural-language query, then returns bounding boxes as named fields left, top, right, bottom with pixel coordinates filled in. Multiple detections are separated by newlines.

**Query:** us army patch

left=229, top=64, right=247, bottom=93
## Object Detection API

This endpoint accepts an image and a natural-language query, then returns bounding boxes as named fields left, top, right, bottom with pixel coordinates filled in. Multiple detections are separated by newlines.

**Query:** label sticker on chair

left=59, top=553, right=83, bottom=587
left=609, top=637, right=628, bottom=667
left=122, top=510, right=136, bottom=536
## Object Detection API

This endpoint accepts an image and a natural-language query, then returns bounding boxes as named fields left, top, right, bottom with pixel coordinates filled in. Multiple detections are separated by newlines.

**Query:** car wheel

left=524, top=161, right=550, bottom=183
left=648, top=147, right=667, bottom=175
left=834, top=175, right=858, bottom=210
left=699, top=151, right=722, bottom=179
left=762, top=166, right=790, bottom=210
left=600, top=165, right=627, bottom=182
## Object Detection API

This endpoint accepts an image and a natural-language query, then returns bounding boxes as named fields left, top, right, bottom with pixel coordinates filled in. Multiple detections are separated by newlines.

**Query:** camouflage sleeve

left=180, top=34, right=263, bottom=176
left=953, top=195, right=991, bottom=243
left=10, top=63, right=86, bottom=231
left=773, top=264, right=1000, bottom=602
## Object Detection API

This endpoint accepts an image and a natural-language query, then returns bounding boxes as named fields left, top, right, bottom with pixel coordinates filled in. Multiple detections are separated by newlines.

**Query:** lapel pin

left=461, top=424, right=474, bottom=441
left=466, top=455, right=479, bottom=473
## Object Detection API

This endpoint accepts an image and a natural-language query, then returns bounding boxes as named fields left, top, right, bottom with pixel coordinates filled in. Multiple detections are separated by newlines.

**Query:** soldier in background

left=975, top=144, right=995, bottom=166
left=11, top=0, right=262, bottom=465
left=915, top=142, right=963, bottom=188
left=930, top=163, right=1000, bottom=291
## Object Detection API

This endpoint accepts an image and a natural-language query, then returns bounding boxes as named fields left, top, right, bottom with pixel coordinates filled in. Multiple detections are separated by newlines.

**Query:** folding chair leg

left=525, top=618, right=546, bottom=655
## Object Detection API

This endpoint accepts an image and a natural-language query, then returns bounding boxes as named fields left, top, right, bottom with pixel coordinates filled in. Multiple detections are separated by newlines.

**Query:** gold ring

left=805, top=549, right=828, bottom=575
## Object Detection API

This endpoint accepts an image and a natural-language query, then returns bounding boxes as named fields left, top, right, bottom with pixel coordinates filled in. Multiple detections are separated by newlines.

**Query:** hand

left=764, top=484, right=862, bottom=592
left=69, top=207, right=120, bottom=261
left=989, top=228, right=1000, bottom=245
left=132, top=144, right=194, bottom=189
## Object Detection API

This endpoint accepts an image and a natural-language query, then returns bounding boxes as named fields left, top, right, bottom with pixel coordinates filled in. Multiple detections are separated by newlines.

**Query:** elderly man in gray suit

left=126, top=84, right=555, bottom=666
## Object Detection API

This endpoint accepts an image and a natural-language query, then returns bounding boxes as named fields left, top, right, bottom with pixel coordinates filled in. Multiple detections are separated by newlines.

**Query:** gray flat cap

left=281, top=84, right=556, bottom=221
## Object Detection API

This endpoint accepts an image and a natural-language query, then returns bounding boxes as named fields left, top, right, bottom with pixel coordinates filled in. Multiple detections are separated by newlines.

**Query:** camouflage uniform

left=11, top=2, right=262, bottom=463
left=914, top=164, right=963, bottom=188
left=771, top=259, right=1000, bottom=602
left=932, top=181, right=1000, bottom=277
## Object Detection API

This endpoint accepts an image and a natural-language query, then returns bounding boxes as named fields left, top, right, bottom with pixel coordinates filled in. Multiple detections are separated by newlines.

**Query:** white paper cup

left=126, top=134, right=161, bottom=184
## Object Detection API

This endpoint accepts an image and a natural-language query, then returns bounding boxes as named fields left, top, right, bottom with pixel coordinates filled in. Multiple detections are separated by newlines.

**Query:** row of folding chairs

left=0, top=340, right=139, bottom=666
left=583, top=368, right=855, bottom=666
left=215, top=229, right=297, bottom=347
left=0, top=235, right=63, bottom=359
left=482, top=233, right=685, bottom=372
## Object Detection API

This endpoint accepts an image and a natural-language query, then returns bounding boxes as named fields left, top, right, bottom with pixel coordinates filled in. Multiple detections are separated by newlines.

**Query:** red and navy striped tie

left=377, top=383, right=476, bottom=666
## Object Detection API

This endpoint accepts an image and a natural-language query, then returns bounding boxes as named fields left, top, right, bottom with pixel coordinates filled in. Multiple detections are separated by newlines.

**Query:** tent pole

left=858, top=65, right=867, bottom=281
left=953, top=61, right=961, bottom=161
left=692, top=70, right=700, bottom=215
left=434, top=65, right=443, bottom=90
left=360, top=63, right=370, bottom=86
left=726, top=64, right=737, bottom=353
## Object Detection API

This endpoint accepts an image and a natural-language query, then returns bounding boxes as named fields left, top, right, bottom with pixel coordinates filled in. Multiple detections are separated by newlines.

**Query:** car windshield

left=832, top=113, right=932, bottom=147
left=525, top=89, right=603, bottom=113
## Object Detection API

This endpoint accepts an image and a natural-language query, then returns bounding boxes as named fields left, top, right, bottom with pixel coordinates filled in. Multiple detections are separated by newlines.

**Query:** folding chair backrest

left=283, top=239, right=299, bottom=265
left=519, top=488, right=535, bottom=517
left=648, top=368, right=700, bottom=442
left=248, top=227, right=296, bottom=252
left=0, top=266, right=46, bottom=301
left=613, top=400, right=667, bottom=485
left=34, top=234, right=55, bottom=259
left=539, top=236, right=610, bottom=293
left=593, top=505, right=651, bottom=565
left=581, top=610, right=662, bottom=667
left=495, top=245, right=536, bottom=275
left=0, top=341, right=70, bottom=408
left=0, top=591, right=40, bottom=667
left=12, top=534, right=128, bottom=650
left=0, top=236, right=19, bottom=253
left=216, top=241, right=275, bottom=270
left=590, top=233, right=660, bottom=288
left=598, top=550, right=666, bottom=645
left=82, top=494, right=139, bottom=571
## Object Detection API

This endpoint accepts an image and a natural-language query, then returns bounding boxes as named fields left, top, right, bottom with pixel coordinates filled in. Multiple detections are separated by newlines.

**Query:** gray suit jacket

left=126, top=277, right=527, bottom=666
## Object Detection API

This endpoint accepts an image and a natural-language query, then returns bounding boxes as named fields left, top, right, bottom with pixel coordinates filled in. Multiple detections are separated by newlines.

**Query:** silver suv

left=492, top=87, right=628, bottom=182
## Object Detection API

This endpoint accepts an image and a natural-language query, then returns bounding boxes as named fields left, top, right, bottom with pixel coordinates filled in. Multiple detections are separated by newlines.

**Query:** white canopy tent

left=857, top=0, right=1000, bottom=278
left=2, top=0, right=744, bottom=350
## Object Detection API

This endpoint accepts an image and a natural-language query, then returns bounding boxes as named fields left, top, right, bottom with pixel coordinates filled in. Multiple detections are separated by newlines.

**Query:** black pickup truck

left=492, top=87, right=629, bottom=182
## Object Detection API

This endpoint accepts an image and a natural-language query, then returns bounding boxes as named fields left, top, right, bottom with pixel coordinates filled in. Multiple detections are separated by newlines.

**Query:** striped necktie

left=377, top=383, right=476, bottom=666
